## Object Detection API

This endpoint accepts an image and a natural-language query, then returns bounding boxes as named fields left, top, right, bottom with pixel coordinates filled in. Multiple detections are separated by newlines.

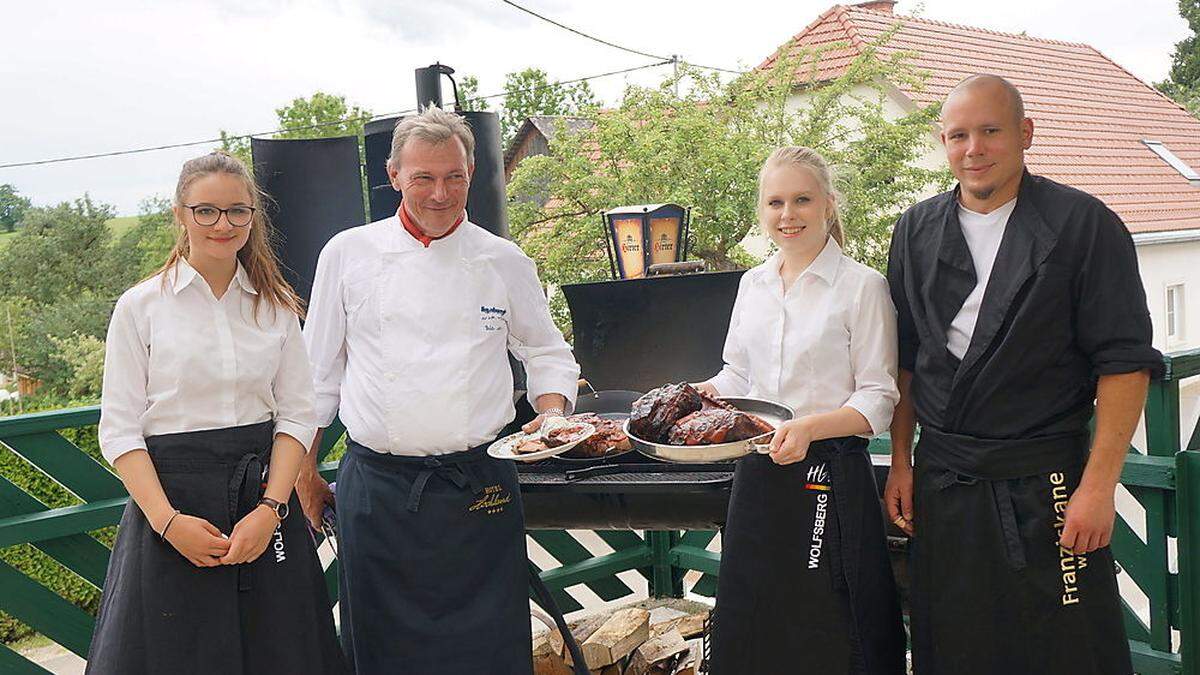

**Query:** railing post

left=646, top=530, right=684, bottom=599
left=1179, top=449, right=1200, bottom=675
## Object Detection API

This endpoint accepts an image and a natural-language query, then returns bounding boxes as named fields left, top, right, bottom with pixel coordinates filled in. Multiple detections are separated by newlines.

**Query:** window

left=1143, top=140, right=1200, bottom=186
left=1167, top=283, right=1186, bottom=344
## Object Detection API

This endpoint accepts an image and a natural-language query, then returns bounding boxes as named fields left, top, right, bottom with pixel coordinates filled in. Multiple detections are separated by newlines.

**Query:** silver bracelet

left=541, top=407, right=565, bottom=417
left=158, top=509, right=181, bottom=541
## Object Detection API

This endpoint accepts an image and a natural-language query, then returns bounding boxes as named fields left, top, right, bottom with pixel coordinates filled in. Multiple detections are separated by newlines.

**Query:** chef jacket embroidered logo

left=480, top=306, right=507, bottom=332
left=1051, top=472, right=1087, bottom=605
left=807, top=463, right=830, bottom=570
left=469, top=484, right=512, bottom=515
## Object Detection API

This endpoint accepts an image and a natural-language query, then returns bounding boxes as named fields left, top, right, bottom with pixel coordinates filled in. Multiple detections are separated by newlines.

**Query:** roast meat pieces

left=544, top=421, right=592, bottom=447
left=630, top=383, right=775, bottom=446
left=667, top=409, right=774, bottom=445
left=562, top=413, right=632, bottom=458
left=628, top=383, right=703, bottom=442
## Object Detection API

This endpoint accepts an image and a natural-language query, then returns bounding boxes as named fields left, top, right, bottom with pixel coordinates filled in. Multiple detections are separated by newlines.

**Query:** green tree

left=499, top=68, right=597, bottom=144
left=0, top=184, right=31, bottom=233
left=458, top=75, right=490, bottom=112
left=274, top=91, right=373, bottom=140
left=508, top=40, right=948, bottom=333
left=1159, top=0, right=1200, bottom=115
left=219, top=92, right=374, bottom=165
left=0, top=197, right=163, bottom=393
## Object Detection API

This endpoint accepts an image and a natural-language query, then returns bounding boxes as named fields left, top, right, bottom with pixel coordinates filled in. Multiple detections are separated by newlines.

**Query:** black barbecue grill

left=517, top=271, right=746, bottom=530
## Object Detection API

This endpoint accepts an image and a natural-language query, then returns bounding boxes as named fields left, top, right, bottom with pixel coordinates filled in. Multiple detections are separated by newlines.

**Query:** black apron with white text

left=85, top=422, right=347, bottom=675
left=708, top=436, right=906, bottom=674
left=909, top=427, right=1132, bottom=675
left=336, top=440, right=532, bottom=675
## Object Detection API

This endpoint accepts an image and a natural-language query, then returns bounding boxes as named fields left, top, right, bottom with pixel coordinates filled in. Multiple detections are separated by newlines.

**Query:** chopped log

left=671, top=639, right=703, bottom=675
left=533, top=629, right=572, bottom=675
left=675, top=613, right=708, bottom=639
left=625, top=628, right=688, bottom=675
left=563, top=615, right=609, bottom=666
left=580, top=608, right=650, bottom=668
left=650, top=611, right=708, bottom=640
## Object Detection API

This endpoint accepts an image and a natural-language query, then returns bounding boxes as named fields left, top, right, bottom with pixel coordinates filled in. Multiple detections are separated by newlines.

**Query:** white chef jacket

left=98, top=259, right=318, bottom=465
left=705, top=237, right=899, bottom=436
left=303, top=215, right=580, bottom=455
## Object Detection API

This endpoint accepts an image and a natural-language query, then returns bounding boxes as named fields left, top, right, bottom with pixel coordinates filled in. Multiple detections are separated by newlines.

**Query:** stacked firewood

left=533, top=606, right=709, bottom=675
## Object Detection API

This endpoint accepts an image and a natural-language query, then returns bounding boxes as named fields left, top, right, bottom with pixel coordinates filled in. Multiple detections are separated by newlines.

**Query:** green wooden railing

left=0, top=349, right=1197, bottom=673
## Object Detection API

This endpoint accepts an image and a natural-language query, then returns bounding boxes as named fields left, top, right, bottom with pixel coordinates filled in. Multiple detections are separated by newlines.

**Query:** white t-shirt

left=946, top=198, right=1018, bottom=360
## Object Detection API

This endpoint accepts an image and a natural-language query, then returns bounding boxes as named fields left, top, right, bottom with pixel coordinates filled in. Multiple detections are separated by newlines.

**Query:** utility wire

left=498, top=0, right=670, bottom=62
left=0, top=61, right=671, bottom=170
left=497, top=0, right=748, bottom=76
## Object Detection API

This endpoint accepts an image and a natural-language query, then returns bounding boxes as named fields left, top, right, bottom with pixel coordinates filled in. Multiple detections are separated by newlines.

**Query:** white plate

left=487, top=419, right=597, bottom=462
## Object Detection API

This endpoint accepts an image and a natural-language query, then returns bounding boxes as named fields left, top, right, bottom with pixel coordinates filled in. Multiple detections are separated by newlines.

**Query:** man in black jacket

left=885, top=74, right=1161, bottom=674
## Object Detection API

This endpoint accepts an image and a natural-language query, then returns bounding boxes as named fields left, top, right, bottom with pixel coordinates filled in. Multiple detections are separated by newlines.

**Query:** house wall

left=1135, top=236, right=1200, bottom=442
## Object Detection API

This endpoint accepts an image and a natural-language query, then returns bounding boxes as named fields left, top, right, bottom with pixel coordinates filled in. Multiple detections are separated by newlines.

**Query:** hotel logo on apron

left=1050, top=472, right=1087, bottom=606
left=805, top=463, right=831, bottom=491
left=807, top=463, right=831, bottom=570
left=469, top=484, right=512, bottom=515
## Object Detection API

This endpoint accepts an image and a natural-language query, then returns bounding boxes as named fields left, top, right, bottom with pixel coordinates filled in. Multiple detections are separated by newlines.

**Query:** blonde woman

left=87, top=152, right=345, bottom=674
left=702, top=147, right=905, bottom=674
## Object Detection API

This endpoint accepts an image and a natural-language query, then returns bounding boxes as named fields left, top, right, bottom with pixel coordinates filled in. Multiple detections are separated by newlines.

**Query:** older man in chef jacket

left=295, top=106, right=580, bottom=675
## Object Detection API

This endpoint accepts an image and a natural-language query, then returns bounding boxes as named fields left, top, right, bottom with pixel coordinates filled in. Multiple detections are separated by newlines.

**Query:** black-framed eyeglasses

left=183, top=204, right=255, bottom=227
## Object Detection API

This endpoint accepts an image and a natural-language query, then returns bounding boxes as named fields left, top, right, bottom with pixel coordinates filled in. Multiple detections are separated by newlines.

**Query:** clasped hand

left=163, top=507, right=279, bottom=567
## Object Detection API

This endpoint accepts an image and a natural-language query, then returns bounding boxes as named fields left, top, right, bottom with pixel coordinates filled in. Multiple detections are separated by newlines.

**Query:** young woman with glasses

left=86, top=151, right=346, bottom=674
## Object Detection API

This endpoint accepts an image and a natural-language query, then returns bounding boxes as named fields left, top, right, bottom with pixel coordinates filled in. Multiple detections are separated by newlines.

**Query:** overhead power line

left=499, top=0, right=670, bottom=61
left=497, top=0, right=749, bottom=76
left=0, top=60, right=671, bottom=170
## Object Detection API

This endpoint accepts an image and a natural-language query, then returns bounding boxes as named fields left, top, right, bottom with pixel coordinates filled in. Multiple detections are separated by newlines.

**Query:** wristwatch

left=258, top=497, right=289, bottom=521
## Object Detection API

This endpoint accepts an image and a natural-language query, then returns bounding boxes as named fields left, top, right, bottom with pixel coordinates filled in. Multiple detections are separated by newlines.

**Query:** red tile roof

left=758, top=3, right=1200, bottom=233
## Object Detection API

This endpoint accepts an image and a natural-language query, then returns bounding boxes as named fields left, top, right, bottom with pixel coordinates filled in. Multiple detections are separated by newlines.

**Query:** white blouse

left=98, top=259, right=318, bottom=464
left=705, top=238, right=899, bottom=436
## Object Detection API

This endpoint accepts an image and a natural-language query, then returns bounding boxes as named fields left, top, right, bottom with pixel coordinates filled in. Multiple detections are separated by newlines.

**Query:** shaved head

left=943, top=74, right=1026, bottom=126
left=938, top=73, right=1034, bottom=212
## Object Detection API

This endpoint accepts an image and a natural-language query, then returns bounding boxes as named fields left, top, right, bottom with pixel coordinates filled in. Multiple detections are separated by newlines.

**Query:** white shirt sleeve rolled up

left=98, top=293, right=151, bottom=464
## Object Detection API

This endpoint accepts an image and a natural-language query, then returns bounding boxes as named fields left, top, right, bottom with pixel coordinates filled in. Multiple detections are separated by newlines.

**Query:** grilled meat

left=629, top=383, right=703, bottom=442
left=667, top=409, right=774, bottom=445
left=561, top=413, right=632, bottom=458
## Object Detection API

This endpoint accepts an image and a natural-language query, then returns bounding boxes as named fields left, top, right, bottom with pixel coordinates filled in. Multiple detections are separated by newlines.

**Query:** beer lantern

left=603, top=204, right=691, bottom=279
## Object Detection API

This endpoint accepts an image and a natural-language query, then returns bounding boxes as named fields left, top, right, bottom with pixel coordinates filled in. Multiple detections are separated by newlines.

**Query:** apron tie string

left=229, top=451, right=266, bottom=592
left=407, top=457, right=475, bottom=513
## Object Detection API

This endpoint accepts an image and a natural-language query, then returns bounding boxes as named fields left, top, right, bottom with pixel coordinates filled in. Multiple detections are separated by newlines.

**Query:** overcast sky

left=0, top=0, right=1191, bottom=215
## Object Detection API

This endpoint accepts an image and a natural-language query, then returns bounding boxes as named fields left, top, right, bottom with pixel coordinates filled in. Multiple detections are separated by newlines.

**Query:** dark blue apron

left=337, top=440, right=533, bottom=674
left=86, top=421, right=347, bottom=675
left=708, top=436, right=906, bottom=674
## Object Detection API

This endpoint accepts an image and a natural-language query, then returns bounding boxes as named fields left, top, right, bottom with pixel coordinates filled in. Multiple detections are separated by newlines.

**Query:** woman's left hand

left=768, top=418, right=815, bottom=465
left=220, top=505, right=280, bottom=565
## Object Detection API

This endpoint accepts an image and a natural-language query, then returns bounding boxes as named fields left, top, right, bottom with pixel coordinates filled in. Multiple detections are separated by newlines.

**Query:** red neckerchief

left=398, top=201, right=465, bottom=248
